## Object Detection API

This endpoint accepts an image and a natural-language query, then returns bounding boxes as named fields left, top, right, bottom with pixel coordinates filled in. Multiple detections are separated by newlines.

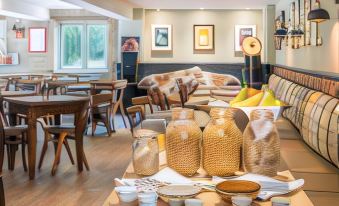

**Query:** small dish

left=115, top=186, right=138, bottom=203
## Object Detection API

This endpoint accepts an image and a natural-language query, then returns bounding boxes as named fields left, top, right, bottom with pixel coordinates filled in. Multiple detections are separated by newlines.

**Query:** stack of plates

left=157, top=184, right=201, bottom=201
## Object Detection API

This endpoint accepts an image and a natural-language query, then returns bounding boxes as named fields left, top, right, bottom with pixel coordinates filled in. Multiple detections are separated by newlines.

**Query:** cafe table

left=103, top=152, right=314, bottom=206
left=4, top=95, right=90, bottom=180
left=0, top=91, right=36, bottom=119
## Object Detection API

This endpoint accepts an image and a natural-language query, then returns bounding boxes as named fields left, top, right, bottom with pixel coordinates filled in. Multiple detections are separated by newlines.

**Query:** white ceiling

left=128, top=0, right=279, bottom=9
left=22, top=0, right=81, bottom=9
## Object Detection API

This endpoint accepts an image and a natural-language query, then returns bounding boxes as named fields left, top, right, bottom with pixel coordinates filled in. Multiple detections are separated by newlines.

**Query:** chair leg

left=91, top=121, right=97, bottom=136
left=119, top=103, right=128, bottom=129
left=0, top=136, right=4, bottom=173
left=63, top=139, right=74, bottom=165
left=105, top=111, right=112, bottom=136
left=51, top=132, right=67, bottom=176
left=21, top=139, right=27, bottom=172
left=82, top=150, right=90, bottom=171
left=8, top=144, right=17, bottom=171
left=6, top=144, right=11, bottom=170
left=38, top=138, right=48, bottom=170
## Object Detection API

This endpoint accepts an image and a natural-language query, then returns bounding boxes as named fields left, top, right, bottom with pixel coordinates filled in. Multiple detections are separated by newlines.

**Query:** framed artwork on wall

left=121, top=36, right=140, bottom=52
left=305, top=0, right=311, bottom=45
left=28, top=27, right=47, bottom=53
left=193, top=25, right=215, bottom=51
left=151, top=24, right=172, bottom=51
left=310, top=0, right=318, bottom=46
left=234, top=25, right=256, bottom=52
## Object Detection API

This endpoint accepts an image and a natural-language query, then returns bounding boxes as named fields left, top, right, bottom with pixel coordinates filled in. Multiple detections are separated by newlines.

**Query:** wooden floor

left=2, top=115, right=133, bottom=206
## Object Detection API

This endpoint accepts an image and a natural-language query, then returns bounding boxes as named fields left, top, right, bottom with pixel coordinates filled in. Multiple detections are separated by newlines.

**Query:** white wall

left=142, top=9, right=264, bottom=63
left=0, top=17, right=53, bottom=73
left=275, top=0, right=339, bottom=73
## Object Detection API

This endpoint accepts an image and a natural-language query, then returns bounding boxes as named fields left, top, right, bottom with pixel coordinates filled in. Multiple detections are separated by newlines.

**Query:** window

left=59, top=22, right=108, bottom=70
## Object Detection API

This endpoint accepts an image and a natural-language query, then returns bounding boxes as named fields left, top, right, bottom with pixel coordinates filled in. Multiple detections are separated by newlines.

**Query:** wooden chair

left=14, top=79, right=43, bottom=95
left=0, top=175, right=4, bottom=206
left=37, top=116, right=75, bottom=171
left=90, top=93, right=113, bottom=136
left=90, top=80, right=128, bottom=132
left=126, top=105, right=145, bottom=135
left=0, top=112, right=27, bottom=173
left=36, top=115, right=90, bottom=176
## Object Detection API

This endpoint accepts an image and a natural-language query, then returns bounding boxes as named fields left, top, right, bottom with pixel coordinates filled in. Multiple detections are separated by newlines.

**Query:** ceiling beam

left=61, top=0, right=135, bottom=20
left=0, top=0, right=50, bottom=21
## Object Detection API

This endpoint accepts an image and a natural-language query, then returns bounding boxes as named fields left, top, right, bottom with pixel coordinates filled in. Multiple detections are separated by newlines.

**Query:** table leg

left=26, top=111, right=37, bottom=180
left=74, top=103, right=88, bottom=172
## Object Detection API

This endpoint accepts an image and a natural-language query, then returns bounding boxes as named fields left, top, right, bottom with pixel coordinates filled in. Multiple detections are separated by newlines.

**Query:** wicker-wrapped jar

left=132, top=129, right=159, bottom=176
left=243, top=109, right=280, bottom=177
left=202, top=108, right=243, bottom=176
left=166, top=108, right=202, bottom=176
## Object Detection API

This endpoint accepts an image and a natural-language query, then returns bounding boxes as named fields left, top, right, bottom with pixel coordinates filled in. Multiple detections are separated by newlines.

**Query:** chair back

left=90, top=93, right=113, bottom=108
left=147, top=85, right=167, bottom=111
left=175, top=78, right=188, bottom=107
left=15, top=79, right=43, bottom=94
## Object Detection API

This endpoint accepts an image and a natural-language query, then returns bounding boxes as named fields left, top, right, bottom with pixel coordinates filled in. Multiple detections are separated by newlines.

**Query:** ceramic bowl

left=115, top=186, right=138, bottom=203
left=215, top=180, right=260, bottom=202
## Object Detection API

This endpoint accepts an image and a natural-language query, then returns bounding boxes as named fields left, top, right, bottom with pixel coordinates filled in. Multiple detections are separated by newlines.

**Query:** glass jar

left=132, top=129, right=159, bottom=176
left=202, top=108, right=243, bottom=176
left=243, top=109, right=280, bottom=177
left=166, top=108, right=202, bottom=176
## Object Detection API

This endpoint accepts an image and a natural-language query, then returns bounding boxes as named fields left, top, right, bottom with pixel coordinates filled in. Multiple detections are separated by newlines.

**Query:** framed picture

left=234, top=25, right=256, bottom=52
left=295, top=0, right=300, bottom=28
left=193, top=25, right=215, bottom=50
left=151, top=24, right=172, bottom=51
left=310, top=0, right=318, bottom=46
left=28, top=27, right=47, bottom=53
left=121, top=36, right=140, bottom=52
left=305, top=0, right=311, bottom=45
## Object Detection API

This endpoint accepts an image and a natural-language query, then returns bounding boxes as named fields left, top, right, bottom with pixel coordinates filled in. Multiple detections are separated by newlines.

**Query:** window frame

left=57, top=20, right=109, bottom=73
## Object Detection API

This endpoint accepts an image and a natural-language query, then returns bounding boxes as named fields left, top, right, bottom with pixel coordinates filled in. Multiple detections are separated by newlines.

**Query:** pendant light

left=307, top=0, right=330, bottom=23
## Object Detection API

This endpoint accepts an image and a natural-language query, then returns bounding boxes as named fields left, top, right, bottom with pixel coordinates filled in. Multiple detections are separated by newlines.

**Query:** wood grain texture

left=1, top=115, right=133, bottom=206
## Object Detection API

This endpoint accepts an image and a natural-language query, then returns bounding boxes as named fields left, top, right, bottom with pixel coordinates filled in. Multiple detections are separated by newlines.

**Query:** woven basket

left=243, top=109, right=280, bottom=177
left=166, top=108, right=202, bottom=176
left=202, top=108, right=243, bottom=176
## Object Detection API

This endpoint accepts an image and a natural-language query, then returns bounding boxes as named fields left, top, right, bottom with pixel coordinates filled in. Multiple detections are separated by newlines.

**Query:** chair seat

left=45, top=125, right=75, bottom=134
left=4, top=125, right=28, bottom=137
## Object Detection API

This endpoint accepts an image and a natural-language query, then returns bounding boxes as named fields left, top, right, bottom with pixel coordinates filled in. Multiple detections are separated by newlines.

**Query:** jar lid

left=134, top=129, right=159, bottom=139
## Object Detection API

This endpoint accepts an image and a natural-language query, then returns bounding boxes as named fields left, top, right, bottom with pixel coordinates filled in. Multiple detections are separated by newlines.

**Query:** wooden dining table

left=4, top=95, right=90, bottom=180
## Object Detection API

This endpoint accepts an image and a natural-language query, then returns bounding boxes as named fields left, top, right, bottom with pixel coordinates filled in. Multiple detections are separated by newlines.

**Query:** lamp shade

left=308, top=8, right=330, bottom=23
left=242, top=37, right=262, bottom=56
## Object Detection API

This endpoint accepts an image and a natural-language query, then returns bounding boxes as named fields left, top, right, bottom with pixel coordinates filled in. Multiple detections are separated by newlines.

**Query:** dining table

left=0, top=91, right=37, bottom=119
left=103, top=152, right=314, bottom=206
left=4, top=95, right=90, bottom=180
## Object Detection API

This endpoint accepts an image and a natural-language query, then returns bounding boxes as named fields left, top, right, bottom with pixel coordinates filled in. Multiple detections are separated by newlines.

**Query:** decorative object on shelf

left=308, top=0, right=330, bottom=46
left=288, top=27, right=304, bottom=49
left=274, top=11, right=288, bottom=50
left=202, top=108, right=242, bottom=176
left=132, top=129, right=159, bottom=176
left=151, top=24, right=172, bottom=51
left=0, top=52, right=19, bottom=65
left=121, top=36, right=140, bottom=52
left=234, top=25, right=256, bottom=52
left=28, top=27, right=47, bottom=53
left=243, top=109, right=280, bottom=177
left=193, top=25, right=214, bottom=51
left=166, top=108, right=202, bottom=176
left=241, top=37, right=262, bottom=87
left=12, top=19, right=25, bottom=39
